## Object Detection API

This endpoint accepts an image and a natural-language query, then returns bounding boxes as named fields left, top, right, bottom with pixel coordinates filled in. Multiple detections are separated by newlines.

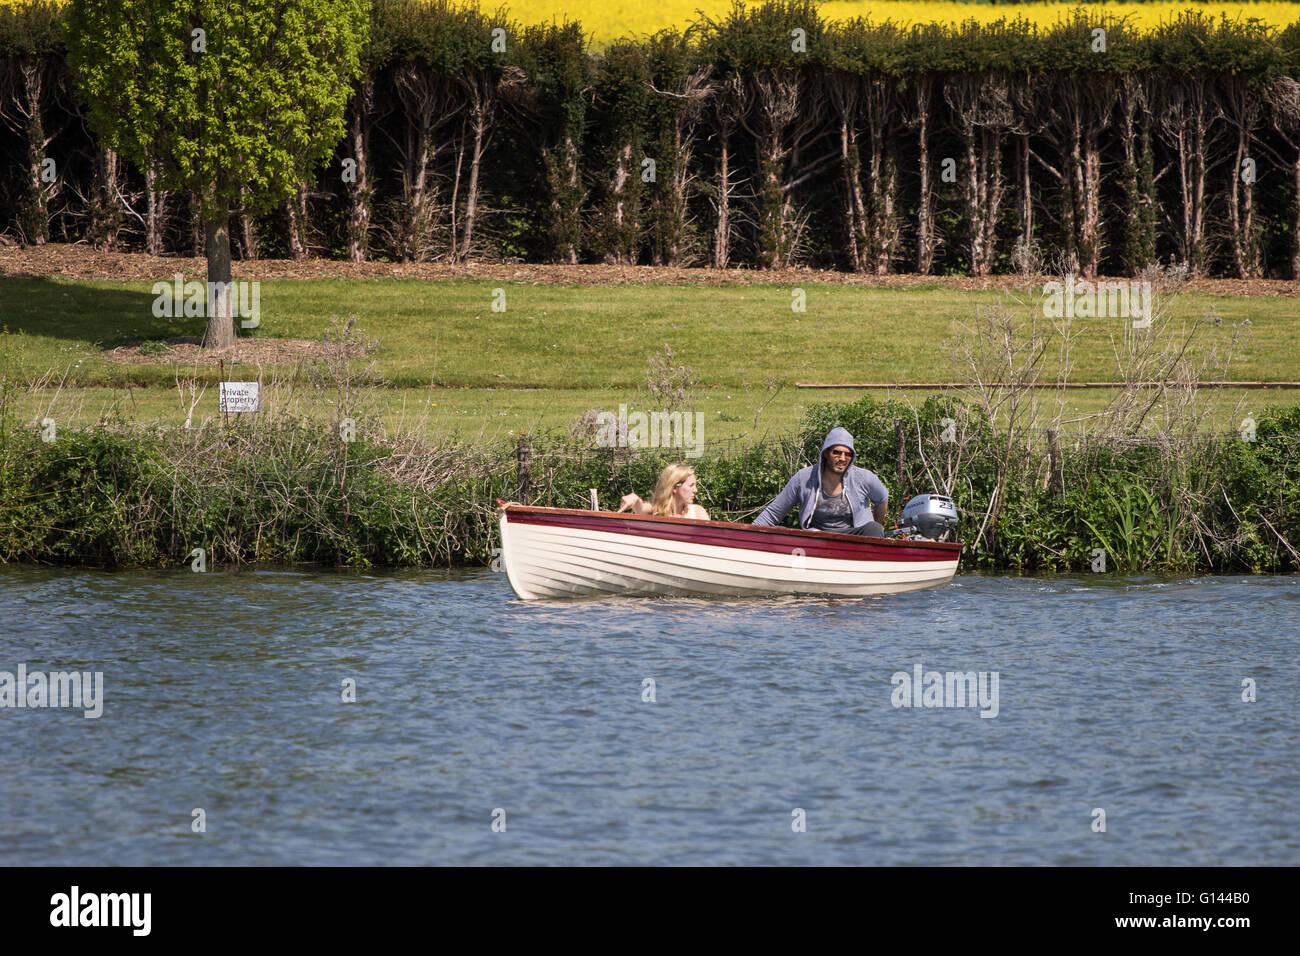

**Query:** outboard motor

left=892, top=494, right=959, bottom=541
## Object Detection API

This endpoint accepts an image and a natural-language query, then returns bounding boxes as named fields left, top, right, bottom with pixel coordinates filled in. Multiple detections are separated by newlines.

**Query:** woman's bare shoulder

left=686, top=504, right=710, bottom=521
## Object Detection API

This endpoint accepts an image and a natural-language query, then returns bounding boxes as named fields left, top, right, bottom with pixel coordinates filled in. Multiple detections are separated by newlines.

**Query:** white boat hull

left=498, top=505, right=961, bottom=600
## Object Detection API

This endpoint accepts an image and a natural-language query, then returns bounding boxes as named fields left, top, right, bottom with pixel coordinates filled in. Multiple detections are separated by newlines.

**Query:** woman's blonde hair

left=649, top=463, right=696, bottom=515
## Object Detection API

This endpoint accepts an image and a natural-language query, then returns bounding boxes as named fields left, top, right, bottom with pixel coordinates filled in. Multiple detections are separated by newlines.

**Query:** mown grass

left=0, top=276, right=1295, bottom=391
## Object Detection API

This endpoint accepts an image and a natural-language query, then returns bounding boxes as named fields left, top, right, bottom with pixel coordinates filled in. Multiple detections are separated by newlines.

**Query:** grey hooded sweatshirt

left=752, top=427, right=888, bottom=530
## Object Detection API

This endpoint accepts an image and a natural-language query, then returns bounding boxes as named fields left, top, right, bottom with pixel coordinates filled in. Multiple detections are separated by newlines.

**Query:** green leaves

left=65, top=0, right=367, bottom=217
left=0, top=0, right=63, bottom=58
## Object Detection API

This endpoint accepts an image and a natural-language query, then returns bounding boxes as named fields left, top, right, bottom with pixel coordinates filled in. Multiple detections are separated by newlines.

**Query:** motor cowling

left=896, top=494, right=959, bottom=541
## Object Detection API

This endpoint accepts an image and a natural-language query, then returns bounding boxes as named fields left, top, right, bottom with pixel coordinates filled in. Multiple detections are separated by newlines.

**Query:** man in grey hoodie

left=752, top=427, right=888, bottom=536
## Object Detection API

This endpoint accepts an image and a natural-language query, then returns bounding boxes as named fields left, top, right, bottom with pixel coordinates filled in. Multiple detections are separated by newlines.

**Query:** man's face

left=825, top=445, right=852, bottom=475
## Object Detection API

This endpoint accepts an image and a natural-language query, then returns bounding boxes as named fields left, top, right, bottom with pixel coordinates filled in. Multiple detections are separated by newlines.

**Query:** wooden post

left=1047, top=428, right=1062, bottom=498
left=516, top=433, right=531, bottom=503
left=894, top=418, right=906, bottom=489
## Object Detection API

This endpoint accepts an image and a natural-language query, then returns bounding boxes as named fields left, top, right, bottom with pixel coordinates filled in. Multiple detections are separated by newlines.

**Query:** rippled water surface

left=2, top=566, right=1297, bottom=865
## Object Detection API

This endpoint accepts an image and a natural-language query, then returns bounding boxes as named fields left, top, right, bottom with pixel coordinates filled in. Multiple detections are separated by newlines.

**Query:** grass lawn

left=7, top=383, right=1284, bottom=447
left=1, top=275, right=1296, bottom=441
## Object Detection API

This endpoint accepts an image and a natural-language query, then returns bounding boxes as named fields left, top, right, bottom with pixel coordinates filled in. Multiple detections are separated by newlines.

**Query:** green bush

left=1, top=396, right=1297, bottom=573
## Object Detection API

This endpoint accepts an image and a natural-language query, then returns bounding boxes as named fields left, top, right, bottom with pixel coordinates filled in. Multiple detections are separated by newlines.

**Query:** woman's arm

left=617, top=493, right=650, bottom=515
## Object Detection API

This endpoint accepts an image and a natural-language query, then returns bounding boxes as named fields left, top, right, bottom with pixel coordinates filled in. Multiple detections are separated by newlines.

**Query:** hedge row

left=2, top=1, right=1300, bottom=276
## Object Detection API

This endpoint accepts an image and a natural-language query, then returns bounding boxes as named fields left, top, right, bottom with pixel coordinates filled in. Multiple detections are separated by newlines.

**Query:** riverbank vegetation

left=3, top=388, right=1296, bottom=573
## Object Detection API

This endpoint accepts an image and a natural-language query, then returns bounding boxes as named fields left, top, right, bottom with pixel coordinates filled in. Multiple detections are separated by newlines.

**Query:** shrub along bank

left=1, top=396, right=1297, bottom=573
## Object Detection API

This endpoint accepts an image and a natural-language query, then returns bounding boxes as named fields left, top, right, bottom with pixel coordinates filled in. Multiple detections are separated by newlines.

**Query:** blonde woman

left=617, top=463, right=710, bottom=520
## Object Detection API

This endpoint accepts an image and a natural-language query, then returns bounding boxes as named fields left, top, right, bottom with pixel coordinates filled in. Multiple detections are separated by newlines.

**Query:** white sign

left=219, top=382, right=260, bottom=413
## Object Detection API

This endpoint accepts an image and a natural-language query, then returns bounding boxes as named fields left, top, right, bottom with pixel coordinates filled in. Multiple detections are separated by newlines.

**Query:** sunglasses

left=827, top=450, right=852, bottom=458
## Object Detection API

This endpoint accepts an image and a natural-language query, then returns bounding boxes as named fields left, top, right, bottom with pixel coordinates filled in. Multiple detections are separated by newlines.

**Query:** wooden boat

left=497, top=502, right=962, bottom=600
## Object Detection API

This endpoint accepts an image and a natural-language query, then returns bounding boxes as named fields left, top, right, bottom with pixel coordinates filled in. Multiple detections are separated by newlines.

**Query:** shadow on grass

left=0, top=276, right=272, bottom=386
left=0, top=276, right=190, bottom=344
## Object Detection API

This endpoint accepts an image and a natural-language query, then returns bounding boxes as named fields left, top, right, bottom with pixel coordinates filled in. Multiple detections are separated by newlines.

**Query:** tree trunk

left=870, top=147, right=899, bottom=275
left=20, top=59, right=49, bottom=245
left=1159, top=77, right=1216, bottom=275
left=603, top=140, right=634, bottom=264
left=712, top=114, right=732, bottom=269
left=400, top=78, right=437, bottom=262
left=650, top=72, right=703, bottom=268
left=1224, top=78, right=1260, bottom=279
left=346, top=78, right=373, bottom=263
left=1118, top=78, right=1157, bottom=276
left=460, top=97, right=486, bottom=262
left=963, top=127, right=1006, bottom=276
left=145, top=163, right=165, bottom=256
left=191, top=192, right=203, bottom=257
left=541, top=131, right=584, bottom=264
left=1077, top=125, right=1102, bottom=276
left=756, top=129, right=785, bottom=268
left=286, top=184, right=309, bottom=260
left=864, top=77, right=899, bottom=275
left=202, top=215, right=235, bottom=350
left=1190, top=95, right=1208, bottom=276
left=449, top=118, right=464, bottom=260
left=1017, top=133, right=1033, bottom=251
left=237, top=185, right=257, bottom=260
left=839, top=109, right=869, bottom=272
left=749, top=68, right=802, bottom=270
left=91, top=145, right=121, bottom=250
left=946, top=74, right=1010, bottom=277
left=1228, top=124, right=1247, bottom=278
left=664, top=126, right=691, bottom=265
left=914, top=77, right=935, bottom=275
left=559, top=134, right=581, bottom=264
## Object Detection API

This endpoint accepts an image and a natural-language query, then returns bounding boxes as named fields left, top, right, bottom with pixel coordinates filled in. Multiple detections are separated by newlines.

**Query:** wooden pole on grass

left=894, top=418, right=906, bottom=489
left=516, top=433, right=531, bottom=503
left=1047, top=428, right=1062, bottom=498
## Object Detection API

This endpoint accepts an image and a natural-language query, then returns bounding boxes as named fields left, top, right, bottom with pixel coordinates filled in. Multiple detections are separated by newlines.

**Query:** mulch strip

left=102, top=336, right=330, bottom=366
left=3, top=243, right=1296, bottom=296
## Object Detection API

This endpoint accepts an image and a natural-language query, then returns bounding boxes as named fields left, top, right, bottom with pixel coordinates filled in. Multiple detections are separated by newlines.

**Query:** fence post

left=516, top=433, right=531, bottom=503
left=1047, top=428, right=1062, bottom=498
left=894, top=418, right=906, bottom=489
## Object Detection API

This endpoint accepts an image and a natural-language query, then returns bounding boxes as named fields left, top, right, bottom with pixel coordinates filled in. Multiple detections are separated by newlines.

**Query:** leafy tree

left=66, top=0, right=367, bottom=348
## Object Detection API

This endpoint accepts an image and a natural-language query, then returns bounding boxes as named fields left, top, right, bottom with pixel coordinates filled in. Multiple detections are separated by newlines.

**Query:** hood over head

left=820, top=427, right=856, bottom=467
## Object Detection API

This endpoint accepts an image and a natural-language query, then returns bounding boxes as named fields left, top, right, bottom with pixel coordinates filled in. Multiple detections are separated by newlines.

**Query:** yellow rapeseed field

left=3, top=1, right=1299, bottom=45
left=513, top=2, right=1300, bottom=44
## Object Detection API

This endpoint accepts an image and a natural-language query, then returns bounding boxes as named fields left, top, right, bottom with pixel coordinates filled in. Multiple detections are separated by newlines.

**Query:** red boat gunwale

left=498, top=501, right=962, bottom=563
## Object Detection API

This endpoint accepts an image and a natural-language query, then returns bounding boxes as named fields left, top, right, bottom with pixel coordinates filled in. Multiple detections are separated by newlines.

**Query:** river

left=2, top=567, right=1297, bottom=865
